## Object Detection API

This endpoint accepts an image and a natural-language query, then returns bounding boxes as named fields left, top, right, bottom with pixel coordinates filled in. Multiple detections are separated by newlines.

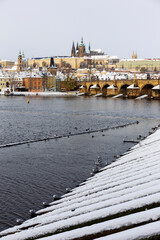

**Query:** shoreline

left=0, top=91, right=159, bottom=100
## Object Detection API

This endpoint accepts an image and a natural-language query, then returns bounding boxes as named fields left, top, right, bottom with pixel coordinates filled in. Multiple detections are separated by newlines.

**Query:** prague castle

left=27, top=37, right=116, bottom=70
left=71, top=37, right=104, bottom=58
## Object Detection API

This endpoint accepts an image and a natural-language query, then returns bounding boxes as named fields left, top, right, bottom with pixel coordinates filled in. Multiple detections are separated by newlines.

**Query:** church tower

left=131, top=51, right=135, bottom=59
left=134, top=52, right=138, bottom=59
left=78, top=37, right=86, bottom=57
left=131, top=51, right=138, bottom=59
left=71, top=41, right=75, bottom=57
left=17, top=50, right=23, bottom=72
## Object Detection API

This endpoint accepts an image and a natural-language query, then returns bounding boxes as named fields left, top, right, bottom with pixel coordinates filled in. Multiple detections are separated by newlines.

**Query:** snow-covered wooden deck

left=1, top=128, right=160, bottom=240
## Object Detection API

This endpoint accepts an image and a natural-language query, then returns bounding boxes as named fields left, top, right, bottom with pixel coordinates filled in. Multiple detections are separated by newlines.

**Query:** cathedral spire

left=76, top=42, right=79, bottom=51
left=80, top=37, right=84, bottom=46
left=135, top=51, right=138, bottom=59
left=71, top=41, right=75, bottom=57
left=18, top=50, right=22, bottom=57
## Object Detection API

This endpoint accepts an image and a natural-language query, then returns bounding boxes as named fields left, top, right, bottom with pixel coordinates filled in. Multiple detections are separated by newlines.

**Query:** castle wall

left=28, top=58, right=51, bottom=68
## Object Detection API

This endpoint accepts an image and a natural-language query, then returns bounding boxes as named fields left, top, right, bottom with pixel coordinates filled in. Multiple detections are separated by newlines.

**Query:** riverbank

left=1, top=126, right=160, bottom=239
left=0, top=91, right=77, bottom=97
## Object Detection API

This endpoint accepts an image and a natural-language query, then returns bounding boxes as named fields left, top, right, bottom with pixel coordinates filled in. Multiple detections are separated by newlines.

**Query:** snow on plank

left=1, top=128, right=160, bottom=240
left=95, top=220, right=160, bottom=240
left=37, top=208, right=160, bottom=240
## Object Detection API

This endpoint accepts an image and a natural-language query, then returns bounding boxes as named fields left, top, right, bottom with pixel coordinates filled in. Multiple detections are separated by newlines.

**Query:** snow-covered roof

left=108, top=56, right=119, bottom=60
left=0, top=60, right=15, bottom=62
left=120, top=59, right=145, bottom=62
left=91, top=71, right=156, bottom=81
left=91, top=55, right=109, bottom=60
left=91, top=49, right=103, bottom=53
left=22, top=72, right=42, bottom=78
left=120, top=58, right=160, bottom=62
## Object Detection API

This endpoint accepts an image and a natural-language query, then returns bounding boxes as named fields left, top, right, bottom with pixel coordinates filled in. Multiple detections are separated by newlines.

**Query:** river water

left=0, top=96, right=160, bottom=231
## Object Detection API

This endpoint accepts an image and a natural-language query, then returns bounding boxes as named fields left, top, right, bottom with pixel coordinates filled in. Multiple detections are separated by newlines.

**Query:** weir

left=0, top=122, right=139, bottom=149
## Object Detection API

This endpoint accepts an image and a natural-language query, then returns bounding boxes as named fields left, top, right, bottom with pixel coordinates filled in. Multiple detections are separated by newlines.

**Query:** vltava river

left=0, top=96, right=160, bottom=231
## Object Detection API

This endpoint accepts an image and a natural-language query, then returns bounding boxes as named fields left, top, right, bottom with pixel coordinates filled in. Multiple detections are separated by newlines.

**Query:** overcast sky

left=0, top=0, right=160, bottom=60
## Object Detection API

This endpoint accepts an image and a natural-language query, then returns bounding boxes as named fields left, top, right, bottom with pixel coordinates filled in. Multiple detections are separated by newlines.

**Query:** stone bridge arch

left=102, top=84, right=110, bottom=95
left=78, top=84, right=87, bottom=93
left=89, top=83, right=101, bottom=95
left=137, top=79, right=159, bottom=91
left=141, top=84, right=154, bottom=97
left=119, top=84, right=130, bottom=94
left=87, top=83, right=101, bottom=91
left=87, top=84, right=94, bottom=92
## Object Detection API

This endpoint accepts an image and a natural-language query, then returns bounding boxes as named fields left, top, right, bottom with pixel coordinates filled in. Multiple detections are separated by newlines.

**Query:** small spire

left=80, top=37, right=84, bottom=46
left=18, top=50, right=22, bottom=57
left=88, top=41, right=91, bottom=52
left=71, top=41, right=75, bottom=57
left=50, top=57, right=54, bottom=67
left=22, top=51, right=25, bottom=58
left=76, top=42, right=79, bottom=51
left=135, top=52, right=138, bottom=59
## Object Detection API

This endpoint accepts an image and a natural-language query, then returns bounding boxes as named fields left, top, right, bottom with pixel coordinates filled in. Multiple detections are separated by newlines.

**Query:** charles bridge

left=78, top=78, right=160, bottom=98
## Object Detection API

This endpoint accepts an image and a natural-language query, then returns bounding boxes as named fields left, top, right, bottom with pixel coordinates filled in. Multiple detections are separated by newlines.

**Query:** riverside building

left=116, top=52, right=160, bottom=72
left=0, top=71, right=11, bottom=92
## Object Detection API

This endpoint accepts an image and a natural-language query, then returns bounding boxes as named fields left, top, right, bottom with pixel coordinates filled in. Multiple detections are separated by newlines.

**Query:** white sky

left=0, top=0, right=160, bottom=60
